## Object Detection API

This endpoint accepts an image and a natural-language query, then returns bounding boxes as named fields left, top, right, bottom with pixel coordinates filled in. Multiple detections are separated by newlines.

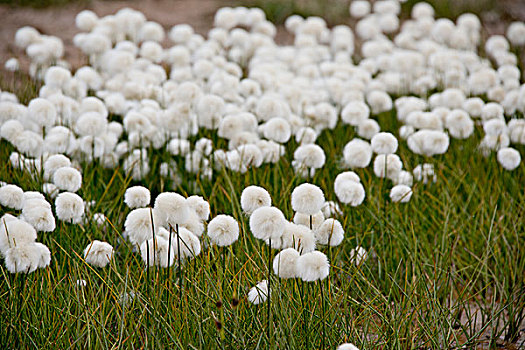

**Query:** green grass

left=0, top=69, right=524, bottom=349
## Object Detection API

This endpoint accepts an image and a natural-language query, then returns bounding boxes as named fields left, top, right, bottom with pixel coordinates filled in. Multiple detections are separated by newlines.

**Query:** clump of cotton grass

left=4, top=243, right=50, bottom=274
left=21, top=198, right=56, bottom=232
left=413, top=164, right=437, bottom=184
left=321, top=201, right=342, bottom=217
left=0, top=184, right=24, bottom=210
left=124, top=186, right=150, bottom=209
left=83, top=240, right=113, bottom=268
left=169, top=226, right=201, bottom=260
left=186, top=196, right=210, bottom=222
left=334, top=172, right=365, bottom=207
left=281, top=222, right=317, bottom=253
left=296, top=251, right=329, bottom=282
left=124, top=207, right=160, bottom=247
left=248, top=280, right=269, bottom=305
left=315, top=218, right=344, bottom=246
left=272, top=248, right=299, bottom=279
left=390, top=185, right=413, bottom=203
left=0, top=217, right=37, bottom=254
left=293, top=211, right=325, bottom=231
left=349, top=246, right=368, bottom=266
left=291, top=183, right=325, bottom=215
left=53, top=167, right=82, bottom=192
left=240, top=185, right=271, bottom=215
left=55, top=192, right=84, bottom=223
left=497, top=147, right=521, bottom=170
left=207, top=215, right=239, bottom=247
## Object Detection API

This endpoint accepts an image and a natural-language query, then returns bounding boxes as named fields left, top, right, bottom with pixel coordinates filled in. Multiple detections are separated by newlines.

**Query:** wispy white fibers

left=371, top=132, right=398, bottom=154
left=207, top=215, right=239, bottom=247
left=390, top=185, right=413, bottom=203
left=83, top=240, right=113, bottom=268
left=349, top=246, right=368, bottom=265
left=273, top=248, right=299, bottom=278
left=55, top=192, right=84, bottom=223
left=5, top=243, right=44, bottom=273
left=337, top=343, right=360, bottom=350
left=53, top=167, right=82, bottom=192
left=373, top=154, right=403, bottom=180
left=281, top=222, right=316, bottom=253
left=248, top=280, right=269, bottom=305
left=334, top=173, right=365, bottom=206
left=291, top=183, right=325, bottom=215
left=170, top=226, right=201, bottom=259
left=343, top=139, right=372, bottom=168
left=296, top=251, right=330, bottom=282
left=154, top=192, right=189, bottom=227
left=241, top=186, right=271, bottom=215
left=140, top=237, right=173, bottom=268
left=186, top=196, right=210, bottom=222
left=249, top=206, right=286, bottom=241
left=0, top=184, right=24, bottom=210
left=315, top=218, right=344, bottom=246
left=124, top=207, right=159, bottom=247
left=497, top=147, right=521, bottom=170
left=124, top=186, right=150, bottom=209
left=293, top=211, right=325, bottom=231
left=21, top=198, right=56, bottom=232
left=0, top=217, right=37, bottom=255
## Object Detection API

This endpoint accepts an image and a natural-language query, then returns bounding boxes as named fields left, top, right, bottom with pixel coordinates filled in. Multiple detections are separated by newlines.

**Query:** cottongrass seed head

left=83, top=240, right=114, bottom=268
left=273, top=247, right=299, bottom=279
left=240, top=185, right=271, bottom=215
left=315, top=218, right=344, bottom=246
left=248, top=280, right=269, bottom=305
left=124, top=186, right=151, bottom=209
left=296, top=251, right=330, bottom=282
left=291, top=183, right=325, bottom=215
left=207, top=214, right=239, bottom=247
left=249, top=206, right=286, bottom=241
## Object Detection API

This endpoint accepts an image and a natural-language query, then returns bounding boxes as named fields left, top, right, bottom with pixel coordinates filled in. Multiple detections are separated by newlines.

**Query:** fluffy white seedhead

left=321, top=201, right=342, bottom=217
left=124, top=207, right=159, bottom=247
left=342, top=101, right=370, bottom=126
left=390, top=185, right=413, bottom=203
left=44, top=154, right=71, bottom=180
left=170, top=226, right=201, bottom=259
left=335, top=179, right=365, bottom=207
left=55, top=192, right=84, bottom=223
left=124, top=186, right=151, bottom=209
left=154, top=192, right=189, bottom=227
left=343, top=139, right=372, bottom=168
left=241, top=186, right=271, bottom=215
left=294, top=144, right=326, bottom=169
left=349, top=246, right=367, bottom=265
left=497, top=147, right=521, bottom=170
left=4, top=243, right=45, bottom=274
left=207, top=215, right=239, bottom=247
left=273, top=248, right=299, bottom=279
left=291, top=183, right=325, bottom=215
left=53, top=167, right=82, bottom=192
left=293, top=211, right=324, bottom=231
left=337, top=343, right=360, bottom=350
left=250, top=206, right=286, bottom=241
left=371, top=132, right=398, bottom=154
left=186, top=196, right=210, bottom=222
left=315, top=218, right=344, bottom=246
left=281, top=222, right=316, bottom=253
left=21, top=200, right=56, bottom=232
left=296, top=251, right=329, bottom=282
left=248, top=280, right=269, bottom=305
left=263, top=117, right=291, bottom=143
left=83, top=240, right=113, bottom=268
left=373, top=154, right=403, bottom=180
left=0, top=184, right=24, bottom=210
left=407, top=130, right=449, bottom=157
left=140, top=236, right=173, bottom=268
left=0, top=217, right=37, bottom=254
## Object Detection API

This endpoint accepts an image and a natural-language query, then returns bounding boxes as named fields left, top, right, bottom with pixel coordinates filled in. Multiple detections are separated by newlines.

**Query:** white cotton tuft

left=207, top=215, right=239, bottom=247
left=241, top=186, right=271, bottom=215
left=186, top=196, right=210, bottom=222
left=334, top=177, right=365, bottom=206
left=497, top=147, right=521, bottom=170
left=373, top=154, right=403, bottom=180
left=390, top=185, right=413, bottom=203
left=140, top=237, right=173, bottom=268
left=315, top=218, right=344, bottom=246
left=53, top=167, right=82, bottom=192
left=4, top=244, right=42, bottom=274
left=248, top=280, right=269, bottom=305
left=296, top=251, right=329, bottom=282
left=446, top=110, right=474, bottom=139
left=55, top=192, right=84, bottom=223
left=337, top=343, right=360, bottom=350
left=407, top=130, right=449, bottom=157
left=343, top=138, right=372, bottom=168
left=273, top=248, right=299, bottom=279
left=293, top=144, right=326, bottom=169
left=21, top=200, right=55, bottom=232
left=124, top=186, right=151, bottom=209
left=263, top=117, right=291, bottom=143
left=154, top=192, right=189, bottom=227
left=170, top=226, right=201, bottom=259
left=349, top=246, right=368, bottom=265
left=83, top=240, right=113, bottom=268
left=0, top=184, right=24, bottom=210
left=0, top=218, right=37, bottom=254
left=371, top=132, right=398, bottom=154
left=281, top=222, right=316, bottom=253
left=341, top=101, right=370, bottom=126
left=124, top=207, right=160, bottom=247
left=249, top=206, right=286, bottom=241
left=291, top=183, right=325, bottom=215
left=43, top=154, right=71, bottom=181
